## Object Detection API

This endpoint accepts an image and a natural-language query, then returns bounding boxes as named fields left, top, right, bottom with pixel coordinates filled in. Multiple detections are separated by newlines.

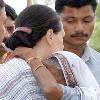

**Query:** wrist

left=33, top=65, right=45, bottom=73
left=27, top=57, right=42, bottom=63
left=26, top=57, right=45, bottom=71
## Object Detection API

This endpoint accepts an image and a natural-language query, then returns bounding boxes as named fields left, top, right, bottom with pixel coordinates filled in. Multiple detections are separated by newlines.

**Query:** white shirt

left=82, top=45, right=100, bottom=84
left=0, top=58, right=46, bottom=100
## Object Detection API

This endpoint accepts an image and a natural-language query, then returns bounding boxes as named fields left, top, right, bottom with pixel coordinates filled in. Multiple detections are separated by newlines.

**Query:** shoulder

left=56, top=51, right=82, bottom=61
left=82, top=45, right=100, bottom=61
left=0, top=58, right=45, bottom=99
left=0, top=57, right=31, bottom=76
left=0, top=57, right=32, bottom=88
left=54, top=51, right=85, bottom=67
left=89, top=47, right=100, bottom=59
left=4, top=57, right=31, bottom=71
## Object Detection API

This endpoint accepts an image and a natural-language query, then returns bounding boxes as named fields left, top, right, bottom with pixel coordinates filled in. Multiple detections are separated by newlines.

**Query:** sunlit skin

left=0, top=8, right=7, bottom=45
left=3, top=16, right=15, bottom=42
left=60, top=5, right=95, bottom=57
left=5, top=16, right=15, bottom=36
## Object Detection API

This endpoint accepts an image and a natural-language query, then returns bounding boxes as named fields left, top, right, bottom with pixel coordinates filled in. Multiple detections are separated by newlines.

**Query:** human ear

left=45, top=29, right=55, bottom=45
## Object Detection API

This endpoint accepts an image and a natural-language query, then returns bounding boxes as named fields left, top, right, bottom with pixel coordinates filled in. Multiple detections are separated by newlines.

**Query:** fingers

left=4, top=51, right=14, bottom=62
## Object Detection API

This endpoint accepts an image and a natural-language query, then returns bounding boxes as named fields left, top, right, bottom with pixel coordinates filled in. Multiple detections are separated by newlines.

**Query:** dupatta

left=47, top=51, right=100, bottom=100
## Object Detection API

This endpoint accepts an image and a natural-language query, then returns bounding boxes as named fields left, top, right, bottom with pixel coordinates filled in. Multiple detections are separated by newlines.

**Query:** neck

left=64, top=42, right=86, bottom=57
left=32, top=45, right=51, bottom=60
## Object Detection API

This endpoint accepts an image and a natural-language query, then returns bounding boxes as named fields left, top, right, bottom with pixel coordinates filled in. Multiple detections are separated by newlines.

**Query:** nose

left=75, top=22, right=84, bottom=33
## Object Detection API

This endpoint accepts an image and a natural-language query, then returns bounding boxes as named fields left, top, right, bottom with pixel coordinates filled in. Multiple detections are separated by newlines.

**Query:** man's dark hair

left=5, top=4, right=17, bottom=20
left=5, top=4, right=62, bottom=50
left=55, top=0, right=97, bottom=13
left=0, top=0, right=5, bottom=9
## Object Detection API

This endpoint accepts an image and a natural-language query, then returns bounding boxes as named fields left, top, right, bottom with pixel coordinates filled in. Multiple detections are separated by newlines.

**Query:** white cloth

left=52, top=51, right=100, bottom=100
left=0, top=58, right=46, bottom=100
left=82, top=45, right=100, bottom=84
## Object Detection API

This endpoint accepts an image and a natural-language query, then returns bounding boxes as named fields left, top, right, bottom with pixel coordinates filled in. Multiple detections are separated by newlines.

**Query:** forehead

left=60, top=5, right=94, bottom=18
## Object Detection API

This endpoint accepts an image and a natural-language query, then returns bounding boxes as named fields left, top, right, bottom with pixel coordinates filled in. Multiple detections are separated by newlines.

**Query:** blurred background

left=4, top=0, right=55, bottom=14
left=4, top=0, right=100, bottom=52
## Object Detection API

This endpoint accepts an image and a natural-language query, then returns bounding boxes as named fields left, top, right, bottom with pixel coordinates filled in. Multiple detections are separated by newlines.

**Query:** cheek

left=53, top=37, right=63, bottom=50
left=63, top=23, right=73, bottom=34
left=58, top=37, right=64, bottom=49
left=88, top=24, right=94, bottom=33
left=84, top=24, right=94, bottom=37
left=63, top=31, right=70, bottom=40
left=63, top=20, right=73, bottom=28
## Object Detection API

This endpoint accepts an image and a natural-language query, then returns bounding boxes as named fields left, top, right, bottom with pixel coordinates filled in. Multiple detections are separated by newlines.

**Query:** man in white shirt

left=55, top=0, right=100, bottom=85
left=55, top=0, right=100, bottom=99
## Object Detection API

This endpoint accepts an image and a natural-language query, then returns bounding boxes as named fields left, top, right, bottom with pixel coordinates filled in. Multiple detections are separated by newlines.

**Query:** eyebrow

left=83, top=15, right=94, bottom=19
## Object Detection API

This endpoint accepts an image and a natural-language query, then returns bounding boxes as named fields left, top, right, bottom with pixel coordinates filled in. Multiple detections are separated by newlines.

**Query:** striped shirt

left=0, top=58, right=46, bottom=100
left=0, top=57, right=81, bottom=100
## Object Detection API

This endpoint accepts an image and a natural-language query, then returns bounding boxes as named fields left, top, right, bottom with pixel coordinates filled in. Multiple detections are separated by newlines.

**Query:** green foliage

left=89, top=21, right=100, bottom=52
left=89, top=4, right=100, bottom=52
left=96, top=3, right=100, bottom=21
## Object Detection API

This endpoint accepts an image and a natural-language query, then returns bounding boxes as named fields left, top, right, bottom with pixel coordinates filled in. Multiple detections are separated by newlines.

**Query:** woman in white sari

left=48, top=51, right=100, bottom=100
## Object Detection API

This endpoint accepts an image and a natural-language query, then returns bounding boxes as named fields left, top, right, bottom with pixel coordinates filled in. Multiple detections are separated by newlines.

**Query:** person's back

left=0, top=57, right=46, bottom=99
left=55, top=0, right=100, bottom=85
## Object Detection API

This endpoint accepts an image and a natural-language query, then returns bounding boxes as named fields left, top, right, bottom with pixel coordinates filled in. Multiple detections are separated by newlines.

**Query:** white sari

left=47, top=51, right=100, bottom=100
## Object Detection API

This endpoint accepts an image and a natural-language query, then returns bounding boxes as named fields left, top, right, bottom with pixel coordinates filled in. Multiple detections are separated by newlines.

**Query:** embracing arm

left=28, top=58, right=63, bottom=100
left=6, top=47, right=82, bottom=100
left=28, top=57, right=81, bottom=100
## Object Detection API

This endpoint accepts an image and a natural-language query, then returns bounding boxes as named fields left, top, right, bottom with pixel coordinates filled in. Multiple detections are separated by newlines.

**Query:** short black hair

left=0, top=0, right=5, bottom=9
left=55, top=0, right=97, bottom=13
left=5, top=4, right=62, bottom=50
left=5, top=4, right=17, bottom=20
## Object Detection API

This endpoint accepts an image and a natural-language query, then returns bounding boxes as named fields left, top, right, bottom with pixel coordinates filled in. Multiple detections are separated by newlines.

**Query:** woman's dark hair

left=5, top=4, right=17, bottom=20
left=5, top=4, right=62, bottom=50
left=55, top=0, right=97, bottom=13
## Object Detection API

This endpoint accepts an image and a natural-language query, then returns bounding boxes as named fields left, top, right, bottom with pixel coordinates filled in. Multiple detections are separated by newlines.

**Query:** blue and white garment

left=0, top=57, right=80, bottom=100
left=50, top=51, right=100, bottom=100
left=0, top=49, right=100, bottom=100
left=82, top=45, right=100, bottom=84
left=0, top=58, right=46, bottom=100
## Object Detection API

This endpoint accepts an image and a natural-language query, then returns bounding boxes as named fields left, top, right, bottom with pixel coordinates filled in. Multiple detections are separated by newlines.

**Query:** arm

left=27, top=57, right=82, bottom=100
left=29, top=57, right=100, bottom=100
left=6, top=47, right=82, bottom=100
left=28, top=57, right=63, bottom=100
left=60, top=84, right=81, bottom=100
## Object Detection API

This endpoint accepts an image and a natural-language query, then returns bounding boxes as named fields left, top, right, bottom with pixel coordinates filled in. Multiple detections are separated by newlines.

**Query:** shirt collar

left=81, top=44, right=96, bottom=62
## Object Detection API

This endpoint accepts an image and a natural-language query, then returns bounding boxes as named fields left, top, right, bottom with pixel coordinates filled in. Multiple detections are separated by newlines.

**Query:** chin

left=73, top=42, right=86, bottom=47
left=71, top=39, right=87, bottom=46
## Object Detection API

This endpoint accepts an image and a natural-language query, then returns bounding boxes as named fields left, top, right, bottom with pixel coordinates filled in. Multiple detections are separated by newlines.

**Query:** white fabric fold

left=52, top=51, right=100, bottom=100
